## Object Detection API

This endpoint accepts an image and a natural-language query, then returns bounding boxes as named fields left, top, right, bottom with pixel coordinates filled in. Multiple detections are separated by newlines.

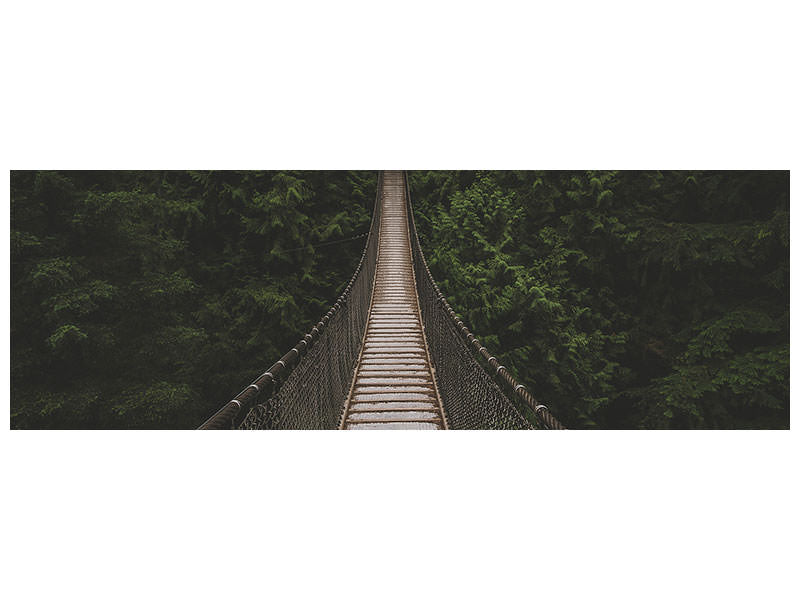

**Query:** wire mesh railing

left=200, top=170, right=565, bottom=430
left=404, top=172, right=566, bottom=430
left=198, top=173, right=383, bottom=429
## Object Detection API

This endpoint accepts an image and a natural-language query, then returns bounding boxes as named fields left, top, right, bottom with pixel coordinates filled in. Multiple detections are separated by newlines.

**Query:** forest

left=10, top=170, right=789, bottom=429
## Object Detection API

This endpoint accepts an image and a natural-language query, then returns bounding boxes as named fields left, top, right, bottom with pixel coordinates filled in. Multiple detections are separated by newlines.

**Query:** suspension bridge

left=200, top=171, right=565, bottom=430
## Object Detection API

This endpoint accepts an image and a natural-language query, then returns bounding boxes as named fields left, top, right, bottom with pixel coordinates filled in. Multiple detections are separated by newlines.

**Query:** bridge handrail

left=198, top=172, right=384, bottom=429
left=403, top=172, right=566, bottom=430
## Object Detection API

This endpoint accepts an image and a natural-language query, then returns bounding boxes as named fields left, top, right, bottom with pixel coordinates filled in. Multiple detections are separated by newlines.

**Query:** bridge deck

left=341, top=171, right=446, bottom=429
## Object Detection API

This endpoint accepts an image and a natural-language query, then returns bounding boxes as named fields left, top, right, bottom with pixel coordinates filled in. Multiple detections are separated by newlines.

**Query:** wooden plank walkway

left=341, top=171, right=446, bottom=429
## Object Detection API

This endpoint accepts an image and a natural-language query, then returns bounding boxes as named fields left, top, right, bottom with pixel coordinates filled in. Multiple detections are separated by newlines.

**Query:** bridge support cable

left=404, top=172, right=566, bottom=430
left=199, top=170, right=566, bottom=430
left=339, top=171, right=447, bottom=429
left=198, top=173, right=384, bottom=429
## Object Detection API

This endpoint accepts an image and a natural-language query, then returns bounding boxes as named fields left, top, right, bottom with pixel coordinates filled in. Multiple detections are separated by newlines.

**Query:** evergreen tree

left=410, top=170, right=789, bottom=429
left=11, top=170, right=375, bottom=428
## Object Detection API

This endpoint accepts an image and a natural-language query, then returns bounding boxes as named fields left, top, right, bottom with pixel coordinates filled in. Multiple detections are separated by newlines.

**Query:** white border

left=2, top=3, right=798, bottom=599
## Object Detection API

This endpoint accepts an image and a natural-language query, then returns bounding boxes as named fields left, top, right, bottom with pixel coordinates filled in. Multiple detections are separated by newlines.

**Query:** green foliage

left=11, top=170, right=375, bottom=429
left=410, top=170, right=788, bottom=429
left=11, top=169, right=787, bottom=429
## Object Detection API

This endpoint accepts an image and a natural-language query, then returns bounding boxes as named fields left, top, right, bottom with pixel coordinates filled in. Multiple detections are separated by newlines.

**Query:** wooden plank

left=342, top=170, right=445, bottom=430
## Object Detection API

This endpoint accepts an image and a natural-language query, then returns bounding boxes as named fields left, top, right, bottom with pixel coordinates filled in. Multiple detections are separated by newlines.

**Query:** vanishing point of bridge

left=200, top=171, right=565, bottom=430
left=342, top=172, right=445, bottom=429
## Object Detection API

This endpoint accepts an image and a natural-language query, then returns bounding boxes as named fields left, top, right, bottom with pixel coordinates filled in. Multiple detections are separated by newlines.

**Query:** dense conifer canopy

left=10, top=170, right=788, bottom=428
left=411, top=171, right=789, bottom=429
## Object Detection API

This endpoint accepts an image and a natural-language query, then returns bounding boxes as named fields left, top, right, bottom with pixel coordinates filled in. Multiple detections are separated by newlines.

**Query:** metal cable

left=403, top=172, right=566, bottom=430
left=198, top=174, right=383, bottom=429
left=199, top=170, right=566, bottom=430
